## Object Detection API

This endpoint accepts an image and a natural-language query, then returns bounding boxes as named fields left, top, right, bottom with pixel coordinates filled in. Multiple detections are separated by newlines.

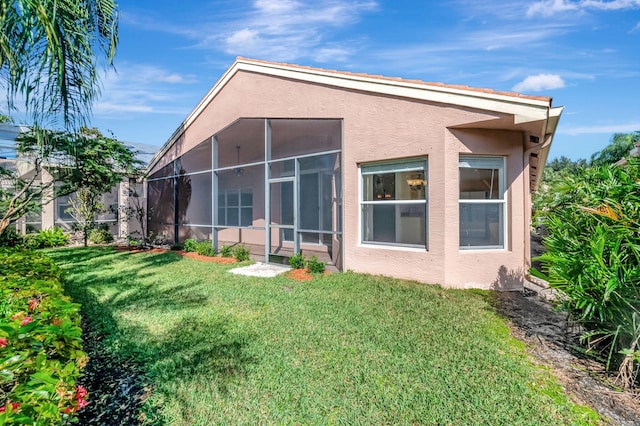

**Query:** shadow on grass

left=51, top=248, right=255, bottom=425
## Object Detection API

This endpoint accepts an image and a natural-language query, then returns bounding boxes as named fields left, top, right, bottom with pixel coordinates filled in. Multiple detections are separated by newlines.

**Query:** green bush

left=233, top=245, right=250, bottom=261
left=183, top=238, right=198, bottom=253
left=21, top=233, right=44, bottom=250
left=306, top=255, right=326, bottom=274
left=0, top=228, right=22, bottom=247
left=0, top=248, right=88, bottom=424
left=289, top=252, right=306, bottom=269
left=537, top=157, right=640, bottom=388
left=220, top=244, right=233, bottom=258
left=37, top=227, right=69, bottom=247
left=88, top=226, right=114, bottom=244
left=195, top=241, right=216, bottom=257
left=127, top=237, right=142, bottom=247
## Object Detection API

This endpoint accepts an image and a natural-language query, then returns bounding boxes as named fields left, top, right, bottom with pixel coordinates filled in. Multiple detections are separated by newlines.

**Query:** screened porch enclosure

left=147, top=118, right=343, bottom=268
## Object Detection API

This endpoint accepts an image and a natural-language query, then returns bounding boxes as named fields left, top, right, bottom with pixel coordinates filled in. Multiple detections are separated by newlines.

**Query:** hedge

left=0, top=248, right=88, bottom=424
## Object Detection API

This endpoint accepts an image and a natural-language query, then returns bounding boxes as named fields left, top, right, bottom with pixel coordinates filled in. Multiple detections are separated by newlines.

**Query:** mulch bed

left=113, top=246, right=238, bottom=264
left=179, top=251, right=237, bottom=264
left=494, top=290, right=640, bottom=425
left=284, top=268, right=332, bottom=281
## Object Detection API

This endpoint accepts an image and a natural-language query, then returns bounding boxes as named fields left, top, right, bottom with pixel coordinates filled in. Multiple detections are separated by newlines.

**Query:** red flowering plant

left=1, top=249, right=88, bottom=424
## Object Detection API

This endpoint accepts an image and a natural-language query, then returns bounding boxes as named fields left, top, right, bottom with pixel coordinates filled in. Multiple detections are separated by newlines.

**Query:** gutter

left=522, top=105, right=563, bottom=290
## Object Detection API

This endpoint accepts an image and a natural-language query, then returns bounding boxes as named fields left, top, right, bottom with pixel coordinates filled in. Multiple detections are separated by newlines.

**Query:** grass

left=47, top=247, right=600, bottom=425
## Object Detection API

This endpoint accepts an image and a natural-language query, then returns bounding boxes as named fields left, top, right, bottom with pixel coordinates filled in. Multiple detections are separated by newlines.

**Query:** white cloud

left=631, top=21, right=640, bottom=32
left=225, top=28, right=261, bottom=49
left=527, top=0, right=640, bottom=17
left=196, top=0, right=378, bottom=62
left=512, top=74, right=566, bottom=92
left=560, top=122, right=640, bottom=135
left=93, top=64, right=197, bottom=117
left=526, top=0, right=579, bottom=17
left=313, top=47, right=353, bottom=63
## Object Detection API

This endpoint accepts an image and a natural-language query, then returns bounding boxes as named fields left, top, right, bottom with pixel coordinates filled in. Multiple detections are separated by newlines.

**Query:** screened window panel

left=178, top=226, right=212, bottom=243
left=179, top=140, right=212, bottom=174
left=270, top=181, right=294, bottom=227
left=270, top=119, right=341, bottom=160
left=179, top=172, right=212, bottom=225
left=299, top=152, right=341, bottom=232
left=149, top=162, right=174, bottom=180
left=216, top=164, right=263, bottom=227
left=241, top=208, right=253, bottom=227
left=147, top=179, right=175, bottom=226
left=270, top=160, right=294, bottom=179
left=216, top=119, right=265, bottom=168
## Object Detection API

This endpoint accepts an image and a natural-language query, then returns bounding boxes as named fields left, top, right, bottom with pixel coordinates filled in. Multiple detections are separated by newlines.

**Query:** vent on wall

left=530, top=135, right=540, bottom=144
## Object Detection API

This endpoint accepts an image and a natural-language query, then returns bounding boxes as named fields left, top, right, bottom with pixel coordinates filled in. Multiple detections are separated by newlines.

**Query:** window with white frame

left=459, top=156, right=505, bottom=249
left=360, top=159, right=427, bottom=247
left=217, top=189, right=253, bottom=227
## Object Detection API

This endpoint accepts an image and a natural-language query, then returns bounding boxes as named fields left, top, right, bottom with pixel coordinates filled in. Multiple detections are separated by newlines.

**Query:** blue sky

left=60, top=1, right=640, bottom=161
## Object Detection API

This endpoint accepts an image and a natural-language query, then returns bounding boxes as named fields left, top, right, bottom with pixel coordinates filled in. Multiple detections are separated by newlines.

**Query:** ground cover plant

left=47, top=247, right=599, bottom=425
left=0, top=249, right=88, bottom=424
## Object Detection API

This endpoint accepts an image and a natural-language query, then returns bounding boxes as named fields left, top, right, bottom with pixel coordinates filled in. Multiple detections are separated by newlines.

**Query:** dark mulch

left=494, top=289, right=640, bottom=426
left=76, top=318, right=149, bottom=425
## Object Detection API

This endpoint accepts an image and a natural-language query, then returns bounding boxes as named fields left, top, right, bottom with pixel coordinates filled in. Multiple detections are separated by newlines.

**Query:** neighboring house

left=0, top=124, right=152, bottom=240
left=149, top=57, right=562, bottom=289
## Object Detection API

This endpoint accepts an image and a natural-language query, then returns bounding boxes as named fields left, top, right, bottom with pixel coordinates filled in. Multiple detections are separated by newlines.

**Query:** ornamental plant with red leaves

left=0, top=248, right=88, bottom=424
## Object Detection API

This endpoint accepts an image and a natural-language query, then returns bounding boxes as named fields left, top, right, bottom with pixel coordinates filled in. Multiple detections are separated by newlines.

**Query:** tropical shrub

left=306, top=256, right=326, bottom=274
left=289, top=252, right=305, bottom=269
left=0, top=249, right=88, bottom=423
left=537, top=157, right=640, bottom=388
left=183, top=238, right=198, bottom=253
left=21, top=233, right=44, bottom=250
left=37, top=227, right=69, bottom=247
left=88, top=225, right=113, bottom=244
left=233, top=245, right=250, bottom=262
left=195, top=241, right=216, bottom=257
left=220, top=245, right=233, bottom=258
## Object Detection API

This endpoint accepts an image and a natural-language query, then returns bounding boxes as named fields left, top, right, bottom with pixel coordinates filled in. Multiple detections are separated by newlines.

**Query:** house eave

left=146, top=58, right=555, bottom=173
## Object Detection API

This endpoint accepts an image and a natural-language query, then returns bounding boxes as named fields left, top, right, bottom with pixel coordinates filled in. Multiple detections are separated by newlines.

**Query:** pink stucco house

left=145, top=57, right=563, bottom=290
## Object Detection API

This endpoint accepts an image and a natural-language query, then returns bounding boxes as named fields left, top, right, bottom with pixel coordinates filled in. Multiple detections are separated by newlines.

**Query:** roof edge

left=147, top=57, right=555, bottom=173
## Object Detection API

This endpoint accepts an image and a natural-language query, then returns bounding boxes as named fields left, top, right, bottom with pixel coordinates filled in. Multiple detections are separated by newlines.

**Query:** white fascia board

left=545, top=106, right=564, bottom=135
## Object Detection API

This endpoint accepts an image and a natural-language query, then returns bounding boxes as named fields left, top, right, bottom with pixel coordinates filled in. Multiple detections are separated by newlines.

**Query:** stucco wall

left=150, top=70, right=532, bottom=289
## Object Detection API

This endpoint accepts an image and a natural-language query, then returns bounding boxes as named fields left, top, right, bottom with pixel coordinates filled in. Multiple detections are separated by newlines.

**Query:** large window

left=360, top=159, right=427, bottom=247
left=218, top=189, right=253, bottom=227
left=459, top=156, right=505, bottom=249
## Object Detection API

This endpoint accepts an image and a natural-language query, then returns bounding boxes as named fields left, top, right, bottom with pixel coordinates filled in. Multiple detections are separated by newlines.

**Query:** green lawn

left=47, top=247, right=599, bottom=425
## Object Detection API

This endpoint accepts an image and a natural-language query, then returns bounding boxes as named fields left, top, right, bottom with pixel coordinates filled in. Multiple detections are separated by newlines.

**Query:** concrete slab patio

left=229, top=262, right=290, bottom=278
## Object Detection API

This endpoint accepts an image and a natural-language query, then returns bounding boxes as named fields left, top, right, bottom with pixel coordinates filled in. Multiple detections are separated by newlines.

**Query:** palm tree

left=0, top=0, right=118, bottom=128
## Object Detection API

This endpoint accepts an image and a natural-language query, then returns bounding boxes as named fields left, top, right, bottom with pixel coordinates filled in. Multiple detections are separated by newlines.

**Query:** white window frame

left=359, top=158, right=428, bottom=249
left=459, top=156, right=506, bottom=250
